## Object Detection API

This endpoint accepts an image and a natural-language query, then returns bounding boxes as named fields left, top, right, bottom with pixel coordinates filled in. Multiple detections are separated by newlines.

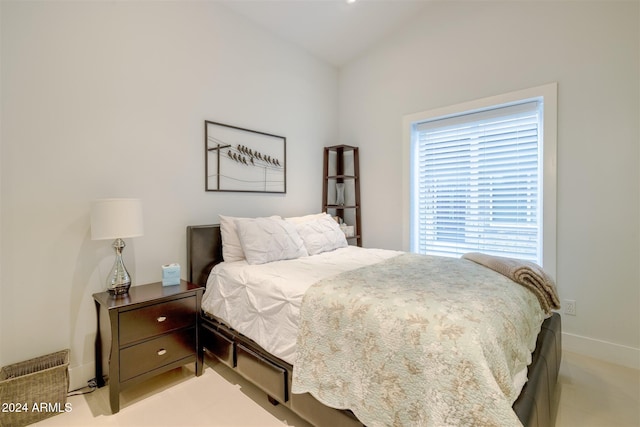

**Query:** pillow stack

left=219, top=213, right=348, bottom=265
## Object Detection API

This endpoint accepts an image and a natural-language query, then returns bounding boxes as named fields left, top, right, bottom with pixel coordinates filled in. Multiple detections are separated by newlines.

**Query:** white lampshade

left=91, top=199, right=144, bottom=241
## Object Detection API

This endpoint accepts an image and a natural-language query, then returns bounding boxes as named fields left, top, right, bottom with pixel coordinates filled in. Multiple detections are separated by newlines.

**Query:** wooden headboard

left=186, top=224, right=223, bottom=287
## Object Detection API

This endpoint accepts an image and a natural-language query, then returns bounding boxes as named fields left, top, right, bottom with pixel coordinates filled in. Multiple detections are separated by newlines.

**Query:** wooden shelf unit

left=322, top=145, right=361, bottom=247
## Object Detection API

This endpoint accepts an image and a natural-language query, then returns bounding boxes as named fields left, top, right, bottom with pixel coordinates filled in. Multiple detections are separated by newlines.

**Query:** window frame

left=402, top=83, right=557, bottom=278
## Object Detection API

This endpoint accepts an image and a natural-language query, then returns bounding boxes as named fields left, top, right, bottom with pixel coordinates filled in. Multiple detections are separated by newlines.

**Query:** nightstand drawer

left=120, top=328, right=196, bottom=382
left=119, top=296, right=196, bottom=345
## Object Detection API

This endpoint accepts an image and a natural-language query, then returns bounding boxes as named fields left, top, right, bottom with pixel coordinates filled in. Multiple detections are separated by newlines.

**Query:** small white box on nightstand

left=162, top=263, right=181, bottom=286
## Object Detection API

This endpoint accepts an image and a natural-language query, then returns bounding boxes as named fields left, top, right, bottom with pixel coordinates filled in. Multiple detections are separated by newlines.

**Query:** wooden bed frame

left=187, top=224, right=561, bottom=427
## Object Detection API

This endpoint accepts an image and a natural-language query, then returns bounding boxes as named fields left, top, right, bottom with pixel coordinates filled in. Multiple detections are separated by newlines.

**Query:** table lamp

left=90, top=198, right=144, bottom=295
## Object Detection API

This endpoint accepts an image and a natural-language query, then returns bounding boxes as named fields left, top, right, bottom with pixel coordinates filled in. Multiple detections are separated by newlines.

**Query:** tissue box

left=162, top=263, right=181, bottom=286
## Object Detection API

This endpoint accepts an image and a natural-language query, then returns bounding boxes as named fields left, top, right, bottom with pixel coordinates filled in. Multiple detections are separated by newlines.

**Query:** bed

left=187, top=218, right=562, bottom=427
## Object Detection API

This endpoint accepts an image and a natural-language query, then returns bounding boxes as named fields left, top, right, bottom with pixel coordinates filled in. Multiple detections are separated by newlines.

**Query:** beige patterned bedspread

left=292, top=253, right=546, bottom=427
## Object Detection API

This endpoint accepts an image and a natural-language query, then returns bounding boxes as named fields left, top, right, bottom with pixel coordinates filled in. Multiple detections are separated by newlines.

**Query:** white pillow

left=219, top=215, right=280, bottom=262
left=235, top=217, right=308, bottom=265
left=284, top=212, right=327, bottom=225
left=293, top=214, right=348, bottom=255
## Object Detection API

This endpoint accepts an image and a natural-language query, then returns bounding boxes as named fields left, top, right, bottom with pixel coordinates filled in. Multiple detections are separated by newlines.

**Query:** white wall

left=0, top=1, right=337, bottom=381
left=339, top=1, right=640, bottom=368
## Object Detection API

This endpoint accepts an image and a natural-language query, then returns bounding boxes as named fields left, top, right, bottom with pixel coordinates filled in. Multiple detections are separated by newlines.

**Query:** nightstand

left=93, top=280, right=204, bottom=414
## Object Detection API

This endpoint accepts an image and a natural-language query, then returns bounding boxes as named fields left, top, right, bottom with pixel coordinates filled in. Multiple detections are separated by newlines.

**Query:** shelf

left=322, top=145, right=361, bottom=247
left=324, top=205, right=359, bottom=209
left=326, top=144, right=358, bottom=152
left=326, top=175, right=357, bottom=180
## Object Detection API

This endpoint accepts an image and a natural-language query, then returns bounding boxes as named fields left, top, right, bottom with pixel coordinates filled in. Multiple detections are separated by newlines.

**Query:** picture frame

left=205, top=121, right=286, bottom=193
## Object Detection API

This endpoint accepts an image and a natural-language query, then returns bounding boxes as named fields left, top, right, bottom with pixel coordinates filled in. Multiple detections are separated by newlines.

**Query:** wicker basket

left=0, top=349, right=69, bottom=427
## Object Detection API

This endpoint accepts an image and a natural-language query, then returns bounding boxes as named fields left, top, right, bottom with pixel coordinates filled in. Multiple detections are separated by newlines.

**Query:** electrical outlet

left=564, top=299, right=576, bottom=316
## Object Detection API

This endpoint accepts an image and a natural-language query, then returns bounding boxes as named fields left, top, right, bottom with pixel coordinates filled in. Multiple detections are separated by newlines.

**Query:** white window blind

left=412, top=100, right=543, bottom=263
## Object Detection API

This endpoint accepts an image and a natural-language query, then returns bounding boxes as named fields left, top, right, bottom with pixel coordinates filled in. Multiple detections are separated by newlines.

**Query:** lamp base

left=108, top=283, right=131, bottom=296
left=107, top=238, right=132, bottom=296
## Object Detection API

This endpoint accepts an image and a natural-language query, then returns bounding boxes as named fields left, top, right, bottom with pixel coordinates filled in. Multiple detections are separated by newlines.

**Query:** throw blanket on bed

left=292, top=253, right=546, bottom=427
left=461, top=252, right=560, bottom=315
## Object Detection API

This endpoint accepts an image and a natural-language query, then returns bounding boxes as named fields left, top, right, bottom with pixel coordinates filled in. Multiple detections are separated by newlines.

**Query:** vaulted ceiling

left=221, top=0, right=432, bottom=67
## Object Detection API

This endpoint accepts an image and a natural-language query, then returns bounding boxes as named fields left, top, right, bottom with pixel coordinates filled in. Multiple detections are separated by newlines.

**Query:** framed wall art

left=205, top=121, right=286, bottom=193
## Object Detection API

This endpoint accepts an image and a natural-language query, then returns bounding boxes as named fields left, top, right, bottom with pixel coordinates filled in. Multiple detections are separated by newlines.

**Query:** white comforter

left=202, top=246, right=401, bottom=364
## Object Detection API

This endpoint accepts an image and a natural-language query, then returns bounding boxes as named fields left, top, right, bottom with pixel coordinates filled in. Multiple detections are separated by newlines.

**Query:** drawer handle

left=157, top=316, right=167, bottom=323
left=157, top=349, right=167, bottom=356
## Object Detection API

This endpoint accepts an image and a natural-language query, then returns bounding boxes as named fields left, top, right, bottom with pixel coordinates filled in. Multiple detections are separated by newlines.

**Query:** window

left=403, top=84, right=557, bottom=273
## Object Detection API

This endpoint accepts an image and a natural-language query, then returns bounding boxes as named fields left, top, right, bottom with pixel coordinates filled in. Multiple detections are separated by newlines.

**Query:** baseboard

left=562, top=332, right=640, bottom=370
